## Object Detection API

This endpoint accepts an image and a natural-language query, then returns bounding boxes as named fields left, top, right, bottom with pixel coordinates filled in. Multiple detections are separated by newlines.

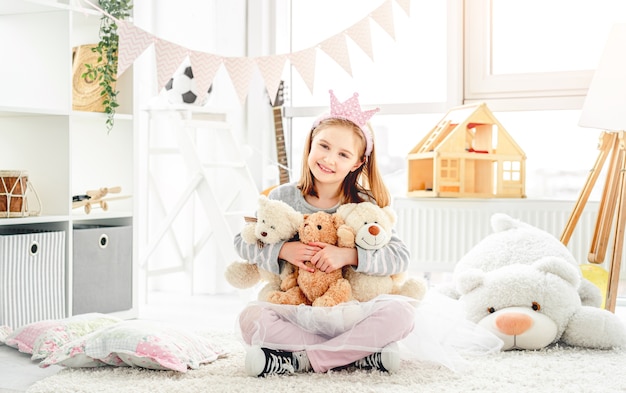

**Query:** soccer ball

left=164, top=66, right=200, bottom=105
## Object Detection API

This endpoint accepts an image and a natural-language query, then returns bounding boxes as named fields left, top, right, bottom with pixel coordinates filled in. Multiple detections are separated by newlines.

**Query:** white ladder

left=141, top=108, right=258, bottom=295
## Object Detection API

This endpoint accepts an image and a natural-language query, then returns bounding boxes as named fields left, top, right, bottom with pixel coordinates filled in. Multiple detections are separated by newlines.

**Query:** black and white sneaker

left=245, top=346, right=312, bottom=377
left=353, top=342, right=400, bottom=373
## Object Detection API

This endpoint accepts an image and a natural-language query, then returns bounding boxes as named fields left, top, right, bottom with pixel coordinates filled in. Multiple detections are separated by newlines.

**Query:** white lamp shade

left=579, top=23, right=626, bottom=132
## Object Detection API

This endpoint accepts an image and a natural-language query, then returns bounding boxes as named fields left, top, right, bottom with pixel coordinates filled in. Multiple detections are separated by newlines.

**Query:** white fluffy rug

left=26, top=330, right=626, bottom=393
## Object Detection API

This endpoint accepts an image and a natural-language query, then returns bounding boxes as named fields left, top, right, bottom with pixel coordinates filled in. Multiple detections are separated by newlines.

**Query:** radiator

left=393, top=197, right=602, bottom=273
left=0, top=230, right=66, bottom=328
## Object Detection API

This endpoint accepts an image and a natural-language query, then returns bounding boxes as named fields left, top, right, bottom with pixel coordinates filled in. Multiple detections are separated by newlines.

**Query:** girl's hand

left=278, top=241, right=320, bottom=273
left=309, top=242, right=358, bottom=273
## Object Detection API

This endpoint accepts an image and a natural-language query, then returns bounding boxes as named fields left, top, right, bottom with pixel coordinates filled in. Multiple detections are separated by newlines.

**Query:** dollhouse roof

left=409, top=102, right=526, bottom=157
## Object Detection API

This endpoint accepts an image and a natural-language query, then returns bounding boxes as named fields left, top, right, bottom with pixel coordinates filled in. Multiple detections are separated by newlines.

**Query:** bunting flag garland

left=371, top=0, right=397, bottom=41
left=154, top=39, right=190, bottom=90
left=117, top=21, right=155, bottom=78
left=189, top=51, right=222, bottom=102
left=223, top=56, right=256, bottom=105
left=255, top=55, right=288, bottom=106
left=98, top=0, right=410, bottom=105
left=346, top=18, right=375, bottom=61
left=396, top=0, right=411, bottom=16
left=319, top=34, right=353, bottom=77
left=289, top=49, right=318, bottom=95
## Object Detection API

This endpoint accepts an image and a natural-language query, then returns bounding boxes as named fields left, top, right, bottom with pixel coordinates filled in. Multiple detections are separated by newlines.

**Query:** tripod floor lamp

left=561, top=23, right=626, bottom=312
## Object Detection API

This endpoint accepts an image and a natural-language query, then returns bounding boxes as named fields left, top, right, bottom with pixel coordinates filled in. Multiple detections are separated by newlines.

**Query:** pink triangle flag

left=255, top=55, right=287, bottom=106
left=223, top=56, right=255, bottom=105
left=189, top=51, right=223, bottom=102
left=154, top=39, right=189, bottom=91
left=346, top=18, right=374, bottom=61
left=289, top=48, right=317, bottom=94
left=319, top=34, right=352, bottom=77
left=371, top=0, right=396, bottom=41
left=117, top=21, right=155, bottom=78
left=394, top=0, right=411, bottom=16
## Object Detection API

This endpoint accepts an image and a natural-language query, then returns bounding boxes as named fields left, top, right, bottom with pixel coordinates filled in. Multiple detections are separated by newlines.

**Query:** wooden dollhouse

left=407, top=102, right=526, bottom=198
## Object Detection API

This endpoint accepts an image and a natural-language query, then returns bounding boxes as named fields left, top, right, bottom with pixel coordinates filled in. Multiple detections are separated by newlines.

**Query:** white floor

left=2, top=290, right=626, bottom=393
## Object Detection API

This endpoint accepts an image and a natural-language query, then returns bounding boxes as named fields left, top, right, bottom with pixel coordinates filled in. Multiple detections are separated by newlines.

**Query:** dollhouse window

left=441, top=159, right=459, bottom=181
left=503, top=161, right=521, bottom=182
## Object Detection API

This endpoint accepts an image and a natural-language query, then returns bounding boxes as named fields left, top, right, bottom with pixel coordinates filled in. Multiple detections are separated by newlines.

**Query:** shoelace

left=355, top=352, right=384, bottom=371
left=263, top=351, right=295, bottom=375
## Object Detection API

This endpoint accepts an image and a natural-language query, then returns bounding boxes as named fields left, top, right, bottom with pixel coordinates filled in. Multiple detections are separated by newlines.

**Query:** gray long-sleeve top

left=233, top=183, right=411, bottom=276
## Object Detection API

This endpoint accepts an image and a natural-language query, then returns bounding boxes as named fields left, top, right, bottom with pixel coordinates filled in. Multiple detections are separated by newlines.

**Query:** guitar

left=271, top=81, right=290, bottom=185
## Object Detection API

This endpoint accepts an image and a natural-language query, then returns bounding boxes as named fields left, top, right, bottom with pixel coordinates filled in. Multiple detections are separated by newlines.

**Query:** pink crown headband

left=312, top=90, right=380, bottom=156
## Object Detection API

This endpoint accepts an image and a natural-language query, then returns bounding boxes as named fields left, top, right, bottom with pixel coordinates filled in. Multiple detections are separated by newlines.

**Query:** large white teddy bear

left=441, top=213, right=626, bottom=350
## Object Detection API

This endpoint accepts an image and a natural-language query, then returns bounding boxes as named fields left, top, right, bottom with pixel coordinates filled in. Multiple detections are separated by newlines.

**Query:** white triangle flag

left=289, top=48, right=317, bottom=94
left=319, top=34, right=352, bottom=77
left=154, top=39, right=189, bottom=91
left=189, top=51, right=222, bottom=102
left=117, top=21, right=155, bottom=78
left=395, top=0, right=411, bottom=16
left=223, top=57, right=256, bottom=105
left=371, top=0, right=396, bottom=41
left=346, top=18, right=374, bottom=61
left=255, top=55, right=287, bottom=106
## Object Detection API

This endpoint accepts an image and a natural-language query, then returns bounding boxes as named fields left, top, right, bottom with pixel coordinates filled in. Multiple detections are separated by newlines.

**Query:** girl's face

left=307, top=124, right=364, bottom=187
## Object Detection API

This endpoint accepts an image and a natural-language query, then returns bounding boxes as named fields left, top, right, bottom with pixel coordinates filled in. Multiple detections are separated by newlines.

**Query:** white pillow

left=40, top=320, right=228, bottom=372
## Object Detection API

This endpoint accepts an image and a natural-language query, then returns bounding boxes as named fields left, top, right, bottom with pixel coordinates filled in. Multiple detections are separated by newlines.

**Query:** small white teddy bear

left=224, top=195, right=303, bottom=301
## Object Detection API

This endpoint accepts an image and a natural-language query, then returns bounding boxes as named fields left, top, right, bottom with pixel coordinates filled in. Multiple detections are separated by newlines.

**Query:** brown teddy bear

left=336, top=202, right=427, bottom=302
left=266, top=211, right=353, bottom=307
left=224, top=195, right=304, bottom=301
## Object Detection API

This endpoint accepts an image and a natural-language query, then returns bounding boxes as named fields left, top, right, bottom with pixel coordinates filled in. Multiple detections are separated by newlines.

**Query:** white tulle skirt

left=236, top=291, right=503, bottom=372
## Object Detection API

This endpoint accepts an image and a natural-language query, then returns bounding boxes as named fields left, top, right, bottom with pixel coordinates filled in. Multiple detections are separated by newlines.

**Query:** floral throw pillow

left=40, top=319, right=228, bottom=373
left=1, top=313, right=121, bottom=360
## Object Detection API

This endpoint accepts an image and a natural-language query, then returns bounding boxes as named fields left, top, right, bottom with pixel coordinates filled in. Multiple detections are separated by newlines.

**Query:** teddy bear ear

left=257, top=194, right=269, bottom=209
left=533, top=256, right=581, bottom=288
left=490, top=213, right=520, bottom=232
left=455, top=268, right=486, bottom=295
left=382, top=206, right=397, bottom=224
left=333, top=213, right=345, bottom=228
left=289, top=210, right=305, bottom=230
left=337, top=203, right=357, bottom=218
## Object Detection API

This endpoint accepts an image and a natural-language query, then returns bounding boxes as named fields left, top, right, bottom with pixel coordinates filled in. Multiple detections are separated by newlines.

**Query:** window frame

left=463, top=0, right=593, bottom=111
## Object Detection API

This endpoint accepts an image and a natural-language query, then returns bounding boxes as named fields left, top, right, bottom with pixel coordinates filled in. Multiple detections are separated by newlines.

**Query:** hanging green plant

left=82, top=0, right=133, bottom=132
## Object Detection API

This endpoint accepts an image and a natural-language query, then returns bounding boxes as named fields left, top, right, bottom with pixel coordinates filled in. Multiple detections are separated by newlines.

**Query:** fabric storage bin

left=72, top=225, right=132, bottom=314
left=0, top=230, right=66, bottom=328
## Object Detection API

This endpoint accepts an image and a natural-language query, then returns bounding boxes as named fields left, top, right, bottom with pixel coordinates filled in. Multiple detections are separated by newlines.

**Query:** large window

left=277, top=0, right=626, bottom=201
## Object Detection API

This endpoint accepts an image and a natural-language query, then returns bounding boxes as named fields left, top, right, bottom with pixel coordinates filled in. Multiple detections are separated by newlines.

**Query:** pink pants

left=239, top=300, right=415, bottom=372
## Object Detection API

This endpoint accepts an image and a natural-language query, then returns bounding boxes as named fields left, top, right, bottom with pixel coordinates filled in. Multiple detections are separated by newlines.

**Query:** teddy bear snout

left=260, top=231, right=267, bottom=238
left=368, top=225, right=380, bottom=236
left=495, top=312, right=533, bottom=336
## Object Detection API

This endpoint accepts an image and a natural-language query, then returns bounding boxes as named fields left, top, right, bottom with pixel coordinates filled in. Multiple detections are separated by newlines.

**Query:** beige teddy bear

left=266, top=211, right=353, bottom=307
left=224, top=195, right=303, bottom=301
left=336, top=202, right=427, bottom=302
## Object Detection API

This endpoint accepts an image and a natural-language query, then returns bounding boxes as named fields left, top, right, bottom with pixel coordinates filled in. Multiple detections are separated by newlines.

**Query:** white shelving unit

left=0, top=0, right=138, bottom=327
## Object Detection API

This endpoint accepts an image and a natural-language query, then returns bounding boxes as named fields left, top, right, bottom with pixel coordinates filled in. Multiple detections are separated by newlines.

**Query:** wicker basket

left=72, top=44, right=116, bottom=112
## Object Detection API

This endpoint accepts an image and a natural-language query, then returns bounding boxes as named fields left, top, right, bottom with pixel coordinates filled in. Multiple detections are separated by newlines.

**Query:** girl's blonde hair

left=297, top=117, right=390, bottom=207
